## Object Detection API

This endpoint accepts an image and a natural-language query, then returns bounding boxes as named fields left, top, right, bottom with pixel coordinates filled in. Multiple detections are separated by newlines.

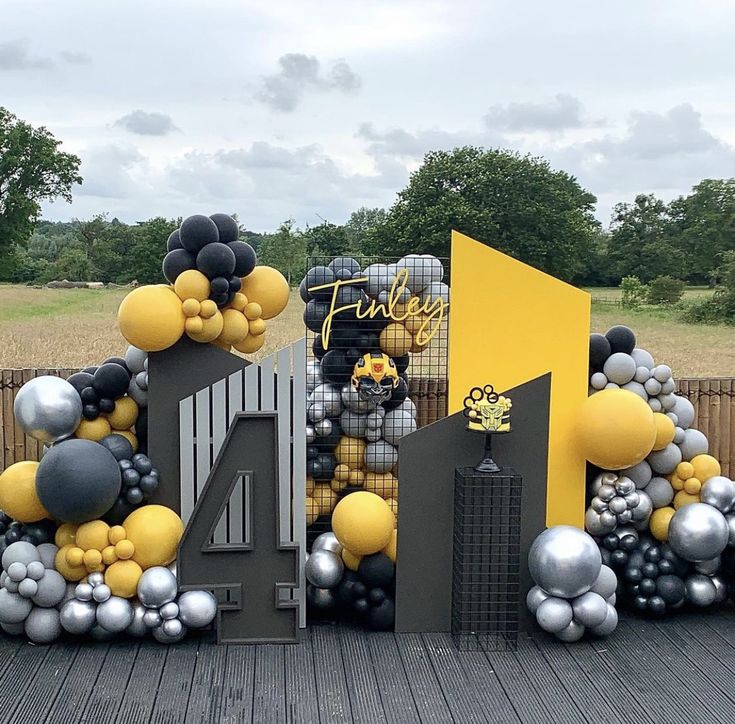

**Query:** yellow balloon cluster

left=669, top=455, right=723, bottom=509
left=0, top=461, right=48, bottom=523
left=75, top=396, right=140, bottom=449
left=117, top=266, right=289, bottom=355
left=53, top=505, right=183, bottom=597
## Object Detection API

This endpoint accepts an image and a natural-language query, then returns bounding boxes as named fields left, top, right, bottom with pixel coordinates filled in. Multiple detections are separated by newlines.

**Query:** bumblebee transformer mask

left=351, top=353, right=399, bottom=406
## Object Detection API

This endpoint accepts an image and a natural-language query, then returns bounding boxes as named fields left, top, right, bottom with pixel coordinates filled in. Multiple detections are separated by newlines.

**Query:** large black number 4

left=178, top=412, right=300, bottom=644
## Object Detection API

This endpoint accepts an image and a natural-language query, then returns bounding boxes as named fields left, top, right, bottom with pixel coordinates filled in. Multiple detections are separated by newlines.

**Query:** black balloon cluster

left=0, top=513, right=55, bottom=556
left=589, top=324, right=637, bottom=371
left=99, top=434, right=160, bottom=524
left=67, top=357, right=132, bottom=421
left=162, top=213, right=257, bottom=308
left=336, top=553, right=395, bottom=631
left=600, top=532, right=689, bottom=614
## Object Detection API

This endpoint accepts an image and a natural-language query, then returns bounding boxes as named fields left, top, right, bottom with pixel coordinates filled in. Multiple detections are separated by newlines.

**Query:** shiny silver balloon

left=590, top=496, right=608, bottom=513
left=305, top=549, right=344, bottom=589
left=160, top=601, right=179, bottom=620
left=685, top=573, right=717, bottom=606
left=597, top=484, right=616, bottom=502
left=306, top=360, right=323, bottom=393
left=306, top=584, right=337, bottom=609
left=555, top=620, right=585, bottom=643
left=341, top=383, right=371, bottom=414
left=153, top=622, right=187, bottom=643
left=694, top=556, right=721, bottom=576
left=24, top=606, right=61, bottom=644
left=571, top=592, right=608, bottom=628
left=306, top=425, right=316, bottom=444
left=584, top=508, right=613, bottom=537
left=75, top=583, right=93, bottom=602
left=726, top=513, right=735, bottom=547
left=96, top=596, right=134, bottom=633
left=535, top=597, right=573, bottom=633
left=700, top=476, right=735, bottom=514
left=590, top=565, right=617, bottom=600
left=162, top=618, right=184, bottom=638
left=90, top=624, right=117, bottom=641
left=137, top=566, right=178, bottom=608
left=177, top=590, right=217, bottom=628
left=312, top=532, right=342, bottom=556
left=525, top=585, right=549, bottom=615
left=668, top=503, right=729, bottom=562
left=143, top=609, right=162, bottom=629
left=59, top=598, right=96, bottom=634
left=310, top=383, right=343, bottom=418
left=126, top=601, right=149, bottom=637
left=589, top=603, right=618, bottom=636
left=87, top=571, right=104, bottom=587
left=711, top=574, right=728, bottom=604
left=92, top=584, right=111, bottom=603
left=13, top=376, right=82, bottom=445
left=631, top=491, right=653, bottom=522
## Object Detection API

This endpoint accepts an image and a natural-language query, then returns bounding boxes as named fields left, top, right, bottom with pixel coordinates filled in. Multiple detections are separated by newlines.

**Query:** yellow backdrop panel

left=448, top=231, right=590, bottom=526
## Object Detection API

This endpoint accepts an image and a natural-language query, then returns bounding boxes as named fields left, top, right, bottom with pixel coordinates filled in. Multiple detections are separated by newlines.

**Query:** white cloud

left=114, top=110, right=178, bottom=136
left=0, top=39, right=53, bottom=70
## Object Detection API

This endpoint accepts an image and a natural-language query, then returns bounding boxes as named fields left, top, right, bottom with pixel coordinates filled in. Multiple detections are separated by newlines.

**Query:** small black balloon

left=639, top=578, right=656, bottom=596
left=633, top=594, right=648, bottom=611
left=605, top=325, right=636, bottom=355
left=368, top=587, right=386, bottom=606
left=305, top=267, right=336, bottom=300
left=122, top=468, right=141, bottom=487
left=82, top=404, right=99, bottom=420
left=98, top=398, right=115, bottom=414
left=5, top=529, right=20, bottom=544
left=228, top=276, right=242, bottom=293
left=647, top=595, right=666, bottom=615
left=644, top=546, right=661, bottom=563
left=306, top=445, right=318, bottom=460
left=93, top=364, right=130, bottom=399
left=382, top=377, right=408, bottom=411
left=589, top=333, right=612, bottom=372
left=358, top=553, right=395, bottom=588
left=167, top=229, right=183, bottom=251
left=210, top=276, right=229, bottom=296
left=619, top=535, right=638, bottom=552
left=196, top=242, right=236, bottom=280
left=304, top=300, right=331, bottom=333
left=81, top=366, right=98, bottom=375
left=641, top=562, right=658, bottom=579
left=139, top=474, right=159, bottom=496
left=337, top=571, right=359, bottom=606
left=368, top=597, right=395, bottom=631
left=103, top=495, right=137, bottom=526
left=179, top=214, right=220, bottom=253
left=67, top=372, right=94, bottom=394
left=353, top=597, right=370, bottom=616
left=162, top=248, right=196, bottom=284
left=80, top=387, right=98, bottom=405
left=132, top=453, right=152, bottom=475
left=209, top=213, right=240, bottom=243
left=313, top=453, right=336, bottom=482
left=334, top=268, right=353, bottom=281
left=227, top=241, right=257, bottom=277
left=99, top=434, right=134, bottom=462
left=355, top=333, right=380, bottom=353
left=312, top=335, right=326, bottom=359
left=603, top=534, right=619, bottom=551
left=624, top=567, right=642, bottom=583
left=320, top=350, right=351, bottom=385
left=353, top=582, right=367, bottom=598
left=656, top=558, right=674, bottom=575
left=119, top=459, right=133, bottom=471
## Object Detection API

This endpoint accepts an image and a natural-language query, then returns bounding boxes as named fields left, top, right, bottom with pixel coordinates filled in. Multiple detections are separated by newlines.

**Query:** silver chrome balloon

left=153, top=622, right=187, bottom=643
left=306, top=584, right=337, bottom=609
left=13, top=376, right=82, bottom=445
left=126, top=601, right=149, bottom=637
left=305, top=549, right=344, bottom=589
left=96, top=596, right=134, bottom=633
left=143, top=609, right=163, bottom=629
left=685, top=573, right=717, bottom=606
left=177, top=590, right=217, bottom=628
left=137, top=566, right=178, bottom=608
left=694, top=557, right=721, bottom=576
left=525, top=585, right=549, bottom=615
left=555, top=620, right=585, bottom=642
left=668, top=503, right=729, bottom=562
left=159, top=601, right=179, bottom=620
left=700, top=476, right=735, bottom=514
left=535, top=597, right=573, bottom=633
left=590, top=565, right=618, bottom=600
left=589, top=604, right=618, bottom=636
left=571, top=592, right=608, bottom=628
left=59, top=598, right=96, bottom=634
left=311, top=532, right=342, bottom=556
left=306, top=360, right=323, bottom=393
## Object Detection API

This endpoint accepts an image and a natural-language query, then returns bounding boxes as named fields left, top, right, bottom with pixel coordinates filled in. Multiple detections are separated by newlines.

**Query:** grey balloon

left=589, top=604, right=618, bottom=636
left=644, top=378, right=662, bottom=396
left=2, top=541, right=40, bottom=569
left=7, top=562, right=27, bottom=582
left=90, top=624, right=116, bottom=641
left=312, top=531, right=342, bottom=555
left=24, top=606, right=61, bottom=644
left=671, top=396, right=695, bottom=429
left=678, top=429, right=708, bottom=461
left=528, top=526, right=601, bottom=598
left=572, top=592, right=608, bottom=628
left=694, top=556, right=721, bottom=576
left=159, top=601, right=179, bottom=620
left=310, top=383, right=343, bottom=418
left=59, top=598, right=96, bottom=634
left=535, top=597, right=573, bottom=633
left=341, top=384, right=372, bottom=414
left=0, top=589, right=32, bottom=623
left=653, top=364, right=672, bottom=382
left=646, top=477, right=675, bottom=508
left=178, top=590, right=218, bottom=628
left=648, top=398, right=662, bottom=412
left=340, top=410, right=367, bottom=438
left=633, top=366, right=651, bottom=384
left=603, top=353, right=636, bottom=385
left=584, top=508, right=614, bottom=537
left=674, top=426, right=686, bottom=444
left=143, top=609, right=162, bottom=629
left=125, top=345, right=147, bottom=374
left=365, top=440, right=398, bottom=474
left=153, top=622, right=187, bottom=643
left=305, top=549, right=344, bottom=588
left=36, top=543, right=59, bottom=569
left=1, top=621, right=25, bottom=635
left=631, top=348, right=655, bottom=370
left=700, top=476, right=735, bottom=513
left=128, top=378, right=148, bottom=407
left=647, top=443, right=682, bottom=475
left=126, top=601, right=149, bottom=637
left=382, top=410, right=417, bottom=446
left=17, top=579, right=37, bottom=598
left=622, top=381, right=647, bottom=401
left=13, top=376, right=82, bottom=445
left=525, top=585, right=549, bottom=614
left=398, top=398, right=417, bottom=419
left=306, top=585, right=337, bottom=609
left=31, top=569, right=66, bottom=608
left=96, top=596, right=134, bottom=633
left=621, top=461, right=652, bottom=489
left=137, top=566, right=178, bottom=608
left=365, top=427, right=382, bottom=443
left=590, top=565, right=617, bottom=600
left=555, top=620, right=585, bottom=643
left=306, top=360, right=323, bottom=393
left=590, top=372, right=607, bottom=390
left=661, top=378, right=676, bottom=395
left=685, top=573, right=717, bottom=606
left=668, top=503, right=729, bottom=562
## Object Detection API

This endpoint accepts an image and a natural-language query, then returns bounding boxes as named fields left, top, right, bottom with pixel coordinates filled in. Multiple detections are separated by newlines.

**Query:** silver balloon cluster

left=363, top=255, right=448, bottom=307
left=305, top=533, right=344, bottom=610
left=527, top=526, right=618, bottom=642
left=0, top=542, right=69, bottom=644
left=125, top=345, right=149, bottom=407
left=308, top=383, right=343, bottom=424
left=585, top=473, right=653, bottom=536
left=13, top=375, right=82, bottom=445
left=59, top=565, right=217, bottom=644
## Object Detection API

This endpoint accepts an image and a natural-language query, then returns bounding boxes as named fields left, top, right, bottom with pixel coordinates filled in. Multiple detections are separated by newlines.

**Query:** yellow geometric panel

left=448, top=231, right=591, bottom=527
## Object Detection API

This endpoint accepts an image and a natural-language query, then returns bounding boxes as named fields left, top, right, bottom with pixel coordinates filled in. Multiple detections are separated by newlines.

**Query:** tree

left=606, top=194, right=685, bottom=283
left=668, top=179, right=735, bottom=284
left=303, top=221, right=349, bottom=258
left=0, top=107, right=81, bottom=253
left=365, top=147, right=599, bottom=282
left=257, top=220, right=307, bottom=284
left=344, top=207, right=387, bottom=253
left=127, top=217, right=179, bottom=284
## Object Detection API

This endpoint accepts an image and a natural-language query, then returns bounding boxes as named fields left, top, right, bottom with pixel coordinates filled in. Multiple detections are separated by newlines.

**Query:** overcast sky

left=2, top=0, right=734, bottom=231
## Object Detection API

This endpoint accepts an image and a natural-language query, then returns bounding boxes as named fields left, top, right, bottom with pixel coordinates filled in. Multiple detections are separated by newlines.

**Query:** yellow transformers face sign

left=463, top=385, right=512, bottom=433
left=351, top=353, right=399, bottom=406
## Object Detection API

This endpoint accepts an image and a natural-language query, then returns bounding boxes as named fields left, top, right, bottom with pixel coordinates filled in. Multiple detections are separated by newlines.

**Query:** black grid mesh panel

left=452, top=467, right=522, bottom=652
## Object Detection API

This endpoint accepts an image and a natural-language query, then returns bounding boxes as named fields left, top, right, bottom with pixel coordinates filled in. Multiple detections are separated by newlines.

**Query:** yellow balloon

left=230, top=293, right=248, bottom=311
left=244, top=302, right=262, bottom=320
left=691, top=454, right=721, bottom=482
left=652, top=413, right=675, bottom=451
left=55, top=522, right=78, bottom=548
left=330, top=478, right=349, bottom=493
left=83, top=549, right=103, bottom=569
left=117, top=285, right=186, bottom=352
left=348, top=470, right=366, bottom=487
left=123, top=505, right=184, bottom=569
left=364, top=472, right=398, bottom=499
left=182, top=298, right=201, bottom=317
left=101, top=545, right=118, bottom=566
left=341, top=548, right=362, bottom=571
left=199, top=299, right=218, bottom=319
left=382, top=529, right=397, bottom=562
left=0, top=461, right=48, bottom=522
left=76, top=520, right=110, bottom=551
left=187, top=310, right=223, bottom=343
left=174, top=269, right=210, bottom=302
left=649, top=506, right=675, bottom=541
left=109, top=525, right=126, bottom=545
left=385, top=497, right=398, bottom=520
left=106, top=397, right=138, bottom=431
left=575, top=389, right=656, bottom=470
left=105, top=559, right=143, bottom=598
left=335, top=436, right=366, bottom=470
left=219, top=309, right=249, bottom=345
left=240, top=266, right=289, bottom=320
left=312, top=484, right=338, bottom=515
left=185, top=316, right=204, bottom=334
left=674, top=490, right=700, bottom=509
left=305, top=476, right=315, bottom=496
left=249, top=318, right=266, bottom=337
left=676, top=461, right=694, bottom=480
left=66, top=547, right=84, bottom=567
left=305, top=496, right=320, bottom=525
left=334, top=464, right=350, bottom=483
left=379, top=323, right=413, bottom=357
left=233, top=333, right=265, bottom=354
left=332, top=491, right=395, bottom=555
left=669, top=473, right=684, bottom=491
left=75, top=416, right=111, bottom=442
left=55, top=544, right=87, bottom=581
left=115, top=539, right=135, bottom=560
left=113, top=429, right=138, bottom=453
left=683, top=477, right=702, bottom=495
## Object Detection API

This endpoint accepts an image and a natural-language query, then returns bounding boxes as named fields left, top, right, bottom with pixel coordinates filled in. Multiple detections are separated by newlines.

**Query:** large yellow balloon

left=105, top=559, right=143, bottom=598
left=106, top=397, right=138, bottom=430
left=240, top=266, right=289, bottom=320
left=575, top=389, right=656, bottom=470
left=123, top=505, right=183, bottom=569
left=379, top=323, right=413, bottom=357
left=0, top=461, right=48, bottom=522
left=332, top=491, right=395, bottom=555
left=117, top=285, right=186, bottom=352
left=691, top=454, right=721, bottom=482
left=75, top=520, right=110, bottom=551
left=55, top=522, right=78, bottom=548
left=218, top=309, right=249, bottom=345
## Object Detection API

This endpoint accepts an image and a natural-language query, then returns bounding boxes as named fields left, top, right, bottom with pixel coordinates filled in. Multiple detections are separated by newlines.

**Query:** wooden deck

left=0, top=612, right=733, bottom=723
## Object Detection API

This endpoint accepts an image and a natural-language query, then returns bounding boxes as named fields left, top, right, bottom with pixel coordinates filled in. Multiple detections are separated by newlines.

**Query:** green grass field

left=0, top=284, right=732, bottom=377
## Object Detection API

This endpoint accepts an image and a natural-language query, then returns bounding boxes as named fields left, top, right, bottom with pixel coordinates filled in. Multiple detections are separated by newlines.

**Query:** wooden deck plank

left=116, top=640, right=168, bottom=724
left=220, top=644, right=256, bottom=723
left=81, top=640, right=139, bottom=724
left=252, top=645, right=286, bottom=724
left=339, top=628, right=387, bottom=724
left=284, top=628, right=320, bottom=724
left=185, top=636, right=228, bottom=724
left=311, top=625, right=353, bottom=723
left=149, top=638, right=199, bottom=724
left=0, top=642, right=51, bottom=722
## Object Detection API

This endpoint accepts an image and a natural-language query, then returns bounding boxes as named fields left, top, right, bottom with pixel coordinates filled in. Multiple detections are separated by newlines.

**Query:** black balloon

left=209, top=213, right=239, bottom=243
left=313, top=420, right=342, bottom=452
left=228, top=276, right=242, bottom=293
left=320, top=350, right=351, bottom=384
left=368, top=587, right=386, bottom=606
left=82, top=404, right=99, bottom=420
left=99, top=434, right=134, bottom=462
left=589, top=333, right=612, bottom=371
left=135, top=407, right=148, bottom=446
left=353, top=597, right=370, bottom=616
left=103, top=495, right=137, bottom=526
left=656, top=574, right=686, bottom=605
left=382, top=377, right=408, bottom=411
left=305, top=267, right=336, bottom=299
left=304, top=300, right=331, bottom=334
left=311, top=453, right=336, bottom=482
left=81, top=366, right=98, bottom=375
left=98, top=397, right=115, bottom=414
left=179, top=214, right=220, bottom=253
left=196, top=242, right=236, bottom=280
left=67, top=372, right=94, bottom=394
left=92, top=363, right=130, bottom=399
left=312, top=334, right=326, bottom=359
left=103, top=356, right=130, bottom=373
left=167, top=229, right=183, bottom=251
left=162, top=248, right=196, bottom=283
left=328, top=257, right=361, bottom=275
left=80, top=386, right=98, bottom=404
left=228, top=241, right=257, bottom=277
left=299, top=277, right=312, bottom=303
left=337, top=571, right=359, bottom=606
left=605, top=325, right=636, bottom=355
left=210, top=276, right=229, bottom=296
left=367, top=597, right=395, bottom=630
left=393, top=355, right=410, bottom=374
left=358, top=553, right=395, bottom=588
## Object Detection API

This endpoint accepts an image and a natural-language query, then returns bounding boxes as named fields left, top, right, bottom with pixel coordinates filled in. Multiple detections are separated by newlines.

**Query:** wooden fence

left=1, top=369, right=733, bottom=478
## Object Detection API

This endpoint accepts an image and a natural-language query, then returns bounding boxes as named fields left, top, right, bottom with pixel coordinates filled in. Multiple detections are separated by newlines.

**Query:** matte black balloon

left=103, top=495, right=137, bottom=526
left=180, top=214, right=220, bottom=253
left=80, top=387, right=98, bottom=404
left=98, top=398, right=115, bottom=414
left=92, top=363, right=130, bottom=399
left=600, top=548, right=611, bottom=566
left=162, top=248, right=196, bottom=284
left=210, top=277, right=229, bottom=296
left=211, top=293, right=229, bottom=307
left=135, top=407, right=148, bottom=444
left=320, top=350, right=351, bottom=385
left=209, top=213, right=239, bottom=243
left=313, top=420, right=342, bottom=452
left=122, top=468, right=140, bottom=487
left=382, top=377, right=408, bottom=411
left=358, top=553, right=395, bottom=588
left=36, top=439, right=121, bottom=523
left=353, top=597, right=370, bottom=616
left=67, top=372, right=94, bottom=394
left=132, top=453, right=152, bottom=475
left=196, top=242, right=236, bottom=280
left=313, top=453, right=336, bottom=482
left=299, top=277, right=312, bottom=303
left=656, top=574, right=686, bottom=605
left=228, top=276, right=241, bottom=293
left=227, top=241, right=256, bottom=277
left=393, top=355, right=410, bottom=374
left=81, top=366, right=98, bottom=375
left=329, top=326, right=358, bottom=350
left=353, top=582, right=367, bottom=598
left=167, top=229, right=183, bottom=251
left=589, top=333, right=611, bottom=372
left=305, top=267, right=336, bottom=299
left=644, top=547, right=661, bottom=563
left=344, top=347, right=362, bottom=366
left=82, top=404, right=99, bottom=420
left=368, top=597, right=395, bottom=630
left=656, top=559, right=674, bottom=576
left=368, top=587, right=387, bottom=606
left=304, top=300, right=331, bottom=333
left=355, top=332, right=380, bottom=353
left=103, top=356, right=130, bottom=373
left=328, top=257, right=361, bottom=275
left=99, top=434, right=134, bottom=462
left=306, top=445, right=318, bottom=460
left=605, top=325, right=636, bottom=355
left=337, top=571, right=359, bottom=606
